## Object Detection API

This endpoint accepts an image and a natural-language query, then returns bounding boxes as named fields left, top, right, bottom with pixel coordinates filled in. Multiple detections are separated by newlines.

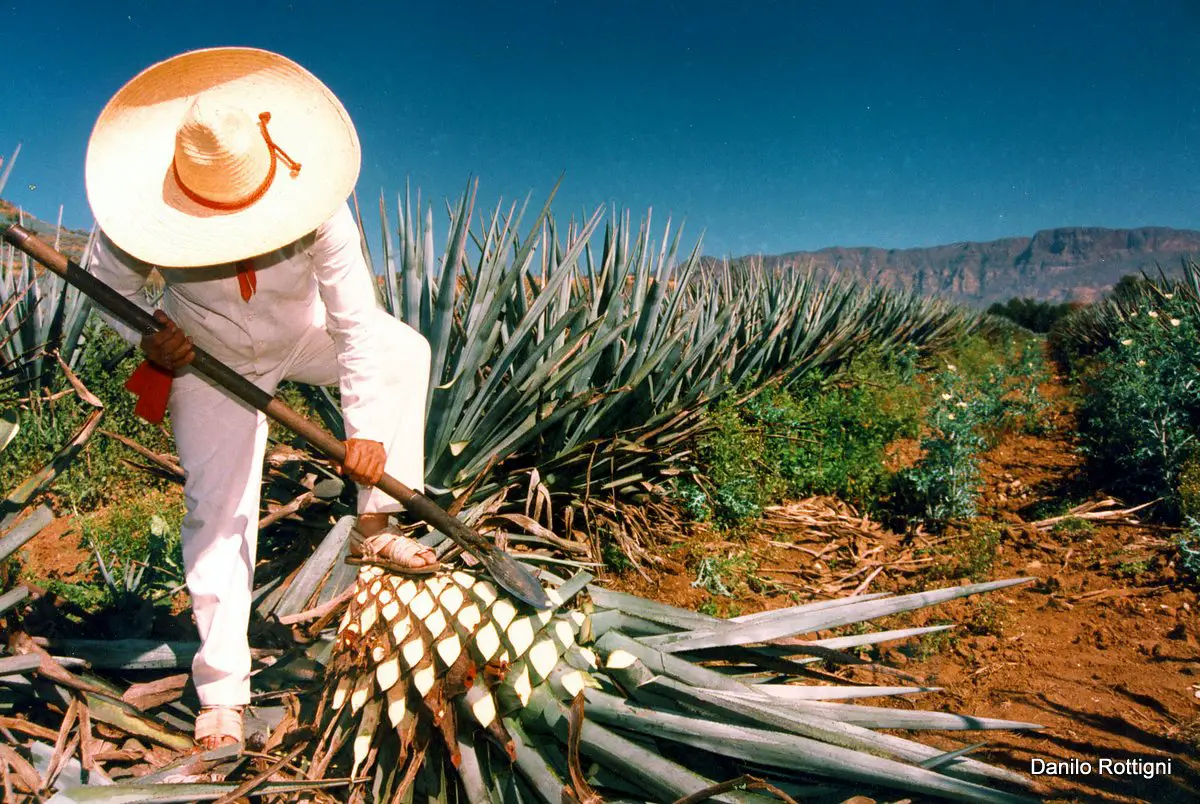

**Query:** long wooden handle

left=2, top=224, right=549, bottom=609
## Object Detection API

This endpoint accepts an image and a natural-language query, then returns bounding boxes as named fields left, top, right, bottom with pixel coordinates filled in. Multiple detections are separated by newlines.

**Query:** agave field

left=338, top=181, right=976, bottom=560
left=1, top=175, right=1198, bottom=803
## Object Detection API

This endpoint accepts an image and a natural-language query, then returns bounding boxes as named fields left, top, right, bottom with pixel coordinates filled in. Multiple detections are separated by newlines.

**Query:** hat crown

left=173, top=97, right=270, bottom=205
left=85, top=46, right=362, bottom=268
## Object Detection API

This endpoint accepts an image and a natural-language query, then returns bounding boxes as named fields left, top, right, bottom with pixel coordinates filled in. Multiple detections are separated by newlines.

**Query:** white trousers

left=169, top=310, right=431, bottom=706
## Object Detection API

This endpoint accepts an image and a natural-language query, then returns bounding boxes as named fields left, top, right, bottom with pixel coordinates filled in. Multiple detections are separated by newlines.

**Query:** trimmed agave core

left=310, top=567, right=1041, bottom=804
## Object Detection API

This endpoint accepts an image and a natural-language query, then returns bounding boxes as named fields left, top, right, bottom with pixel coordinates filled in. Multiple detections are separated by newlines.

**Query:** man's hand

left=338, top=438, right=387, bottom=486
left=141, top=310, right=194, bottom=371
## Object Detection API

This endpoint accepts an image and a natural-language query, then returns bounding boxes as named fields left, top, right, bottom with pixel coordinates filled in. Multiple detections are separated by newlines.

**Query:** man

left=84, top=46, right=434, bottom=750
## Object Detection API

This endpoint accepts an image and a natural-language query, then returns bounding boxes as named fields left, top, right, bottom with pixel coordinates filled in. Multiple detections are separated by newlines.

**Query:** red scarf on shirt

left=125, top=260, right=256, bottom=423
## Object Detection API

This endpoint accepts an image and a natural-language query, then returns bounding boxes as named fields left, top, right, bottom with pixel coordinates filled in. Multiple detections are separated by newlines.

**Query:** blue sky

left=3, top=0, right=1199, bottom=259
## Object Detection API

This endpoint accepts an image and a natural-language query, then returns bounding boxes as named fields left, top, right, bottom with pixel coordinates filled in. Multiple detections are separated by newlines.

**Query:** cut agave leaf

left=645, top=579, right=1035, bottom=652
left=748, top=684, right=942, bottom=701
left=714, top=693, right=1043, bottom=731
left=649, top=679, right=1032, bottom=790
left=580, top=690, right=1036, bottom=804
left=519, top=688, right=771, bottom=804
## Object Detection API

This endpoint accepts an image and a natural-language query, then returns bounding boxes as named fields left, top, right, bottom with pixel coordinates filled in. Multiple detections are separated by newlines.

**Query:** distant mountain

left=6, top=198, right=1196, bottom=310
left=717, top=226, right=1200, bottom=307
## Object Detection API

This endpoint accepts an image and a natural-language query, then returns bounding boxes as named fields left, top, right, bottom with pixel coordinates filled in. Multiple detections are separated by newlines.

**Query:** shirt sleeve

left=85, top=231, right=157, bottom=346
left=309, top=202, right=391, bottom=443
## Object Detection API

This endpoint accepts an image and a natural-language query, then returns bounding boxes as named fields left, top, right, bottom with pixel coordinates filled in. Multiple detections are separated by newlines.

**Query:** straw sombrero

left=85, top=47, right=361, bottom=268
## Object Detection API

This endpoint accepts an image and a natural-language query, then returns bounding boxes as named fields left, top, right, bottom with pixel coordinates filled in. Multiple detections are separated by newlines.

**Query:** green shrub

left=1, top=321, right=177, bottom=507
left=946, top=333, right=1051, bottom=439
left=1075, top=293, right=1200, bottom=520
left=78, top=489, right=185, bottom=610
left=888, top=334, right=1050, bottom=531
left=914, top=622, right=957, bottom=660
left=891, top=365, right=988, bottom=530
left=963, top=598, right=1008, bottom=636
left=1177, top=452, right=1200, bottom=522
left=691, top=552, right=758, bottom=597
left=41, top=579, right=109, bottom=615
left=1051, top=517, right=1095, bottom=539
left=1009, top=337, right=1054, bottom=434
left=768, top=349, right=923, bottom=503
left=80, top=488, right=184, bottom=570
left=1114, top=558, right=1152, bottom=580
left=937, top=331, right=1008, bottom=385
left=688, top=336, right=1046, bottom=532
left=986, top=297, right=1078, bottom=333
left=962, top=524, right=1002, bottom=581
left=1177, top=518, right=1200, bottom=585
left=692, top=398, right=776, bottom=527
left=689, top=347, right=923, bottom=528
left=670, top=477, right=711, bottom=521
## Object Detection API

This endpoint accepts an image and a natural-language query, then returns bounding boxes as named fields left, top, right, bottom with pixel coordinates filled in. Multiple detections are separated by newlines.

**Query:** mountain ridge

left=710, top=225, right=1200, bottom=307
left=4, top=198, right=1197, bottom=307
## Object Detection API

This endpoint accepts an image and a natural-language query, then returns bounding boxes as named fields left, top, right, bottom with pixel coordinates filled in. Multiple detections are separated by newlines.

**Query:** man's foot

left=195, top=706, right=243, bottom=752
left=349, top=522, right=439, bottom=571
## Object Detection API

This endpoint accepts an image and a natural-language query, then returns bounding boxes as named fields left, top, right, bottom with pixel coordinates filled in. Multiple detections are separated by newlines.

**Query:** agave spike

left=350, top=697, right=381, bottom=779
left=364, top=182, right=975, bottom=534
left=0, top=221, right=95, bottom=399
left=375, top=652, right=401, bottom=692
left=435, top=632, right=463, bottom=669
left=751, top=684, right=942, bottom=701
left=347, top=674, right=371, bottom=715
left=385, top=682, right=407, bottom=728
left=643, top=577, right=1034, bottom=652
left=400, top=635, right=425, bottom=670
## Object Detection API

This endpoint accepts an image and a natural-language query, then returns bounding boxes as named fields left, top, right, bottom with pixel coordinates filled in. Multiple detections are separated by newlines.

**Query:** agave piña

left=310, top=566, right=1039, bottom=803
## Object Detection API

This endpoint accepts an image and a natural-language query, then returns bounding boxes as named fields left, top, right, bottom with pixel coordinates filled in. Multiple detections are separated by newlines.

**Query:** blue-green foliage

left=1178, top=518, right=1200, bottom=584
left=0, top=242, right=94, bottom=399
left=87, top=502, right=185, bottom=607
left=1076, top=292, right=1200, bottom=520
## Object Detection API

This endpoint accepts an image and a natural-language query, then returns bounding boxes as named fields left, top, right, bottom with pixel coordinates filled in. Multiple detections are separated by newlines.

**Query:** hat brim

left=86, top=47, right=361, bottom=268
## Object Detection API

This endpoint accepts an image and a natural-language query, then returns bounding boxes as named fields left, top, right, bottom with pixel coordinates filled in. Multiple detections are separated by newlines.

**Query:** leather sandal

left=194, top=705, right=244, bottom=752
left=348, top=522, right=441, bottom=575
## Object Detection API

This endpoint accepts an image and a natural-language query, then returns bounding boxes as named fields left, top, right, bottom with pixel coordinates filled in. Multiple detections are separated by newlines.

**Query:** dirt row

left=611, top=379, right=1200, bottom=803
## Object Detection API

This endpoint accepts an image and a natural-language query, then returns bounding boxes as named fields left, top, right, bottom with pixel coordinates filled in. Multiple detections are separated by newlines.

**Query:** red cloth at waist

left=124, top=359, right=174, bottom=424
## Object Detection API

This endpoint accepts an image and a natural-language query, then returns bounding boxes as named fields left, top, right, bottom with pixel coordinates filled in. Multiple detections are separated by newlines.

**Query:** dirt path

left=904, top=391, right=1200, bottom=803
left=611, top=377, right=1200, bottom=803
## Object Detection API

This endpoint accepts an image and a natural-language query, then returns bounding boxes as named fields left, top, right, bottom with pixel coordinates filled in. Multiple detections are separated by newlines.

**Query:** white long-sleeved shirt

left=87, top=202, right=393, bottom=442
